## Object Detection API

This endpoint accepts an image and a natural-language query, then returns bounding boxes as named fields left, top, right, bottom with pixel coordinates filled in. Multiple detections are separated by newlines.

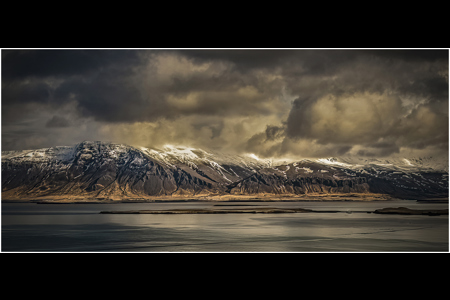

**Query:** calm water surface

left=2, top=200, right=448, bottom=252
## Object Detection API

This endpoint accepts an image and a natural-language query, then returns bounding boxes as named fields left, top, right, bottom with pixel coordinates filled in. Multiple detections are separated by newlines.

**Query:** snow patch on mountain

left=315, top=156, right=448, bottom=173
left=316, top=158, right=356, bottom=168
left=2, top=146, right=75, bottom=163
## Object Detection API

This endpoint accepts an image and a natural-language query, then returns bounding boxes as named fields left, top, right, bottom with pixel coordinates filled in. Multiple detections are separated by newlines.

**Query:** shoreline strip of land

left=99, top=207, right=449, bottom=216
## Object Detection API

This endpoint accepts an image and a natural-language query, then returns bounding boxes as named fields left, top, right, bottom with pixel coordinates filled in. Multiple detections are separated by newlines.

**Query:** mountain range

left=2, top=141, right=448, bottom=201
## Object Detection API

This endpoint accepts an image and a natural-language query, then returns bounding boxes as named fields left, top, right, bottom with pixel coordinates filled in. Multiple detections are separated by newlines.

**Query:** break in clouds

left=1, top=49, right=448, bottom=160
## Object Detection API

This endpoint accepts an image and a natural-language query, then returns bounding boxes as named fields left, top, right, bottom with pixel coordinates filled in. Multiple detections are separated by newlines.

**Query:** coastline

left=2, top=193, right=447, bottom=208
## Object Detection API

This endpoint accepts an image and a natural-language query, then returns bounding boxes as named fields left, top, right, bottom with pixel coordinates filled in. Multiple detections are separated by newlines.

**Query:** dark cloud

left=54, top=77, right=152, bottom=123
left=45, top=115, right=70, bottom=128
left=2, top=80, right=50, bottom=105
left=192, top=119, right=224, bottom=139
left=2, top=49, right=448, bottom=158
left=265, top=125, right=285, bottom=141
left=1, top=49, right=141, bottom=81
left=363, top=49, right=448, bottom=62
left=285, top=96, right=316, bottom=140
left=2, top=50, right=283, bottom=126
left=2, top=50, right=148, bottom=127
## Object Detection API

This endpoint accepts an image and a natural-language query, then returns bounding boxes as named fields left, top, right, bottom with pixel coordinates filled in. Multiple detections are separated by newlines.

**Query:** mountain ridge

left=2, top=141, right=448, bottom=201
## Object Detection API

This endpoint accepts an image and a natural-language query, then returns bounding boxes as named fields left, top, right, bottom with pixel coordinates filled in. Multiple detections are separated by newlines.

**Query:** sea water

left=1, top=200, right=448, bottom=252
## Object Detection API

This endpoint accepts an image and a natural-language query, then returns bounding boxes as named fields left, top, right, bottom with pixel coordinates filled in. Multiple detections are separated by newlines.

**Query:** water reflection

left=2, top=201, right=448, bottom=252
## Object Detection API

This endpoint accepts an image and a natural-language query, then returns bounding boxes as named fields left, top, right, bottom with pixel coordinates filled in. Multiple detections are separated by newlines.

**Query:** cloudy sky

left=1, top=49, right=448, bottom=159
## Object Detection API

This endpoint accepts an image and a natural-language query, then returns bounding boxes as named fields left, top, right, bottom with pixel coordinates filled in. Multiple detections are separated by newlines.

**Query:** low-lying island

left=373, top=207, right=449, bottom=216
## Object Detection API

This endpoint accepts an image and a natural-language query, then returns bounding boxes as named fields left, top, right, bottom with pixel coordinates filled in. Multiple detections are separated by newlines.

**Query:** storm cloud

left=1, top=49, right=448, bottom=160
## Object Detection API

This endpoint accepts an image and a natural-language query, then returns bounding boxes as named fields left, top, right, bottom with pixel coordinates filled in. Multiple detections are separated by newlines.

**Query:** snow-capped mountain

left=139, top=144, right=271, bottom=184
left=1, top=141, right=448, bottom=200
left=230, top=157, right=448, bottom=200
